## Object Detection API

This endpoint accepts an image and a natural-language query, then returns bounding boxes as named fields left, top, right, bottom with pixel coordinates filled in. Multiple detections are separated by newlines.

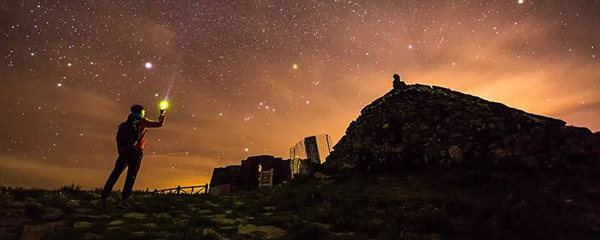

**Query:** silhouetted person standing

left=99, top=104, right=166, bottom=209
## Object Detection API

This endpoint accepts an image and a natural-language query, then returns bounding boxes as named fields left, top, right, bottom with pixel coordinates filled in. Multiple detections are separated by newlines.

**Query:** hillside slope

left=327, top=81, right=600, bottom=173
left=321, top=78, right=600, bottom=239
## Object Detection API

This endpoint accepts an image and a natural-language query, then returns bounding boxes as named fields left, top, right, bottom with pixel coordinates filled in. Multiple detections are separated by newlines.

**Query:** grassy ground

left=1, top=173, right=599, bottom=240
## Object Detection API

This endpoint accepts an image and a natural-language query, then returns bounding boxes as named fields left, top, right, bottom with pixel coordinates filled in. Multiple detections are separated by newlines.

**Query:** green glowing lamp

left=159, top=100, right=169, bottom=110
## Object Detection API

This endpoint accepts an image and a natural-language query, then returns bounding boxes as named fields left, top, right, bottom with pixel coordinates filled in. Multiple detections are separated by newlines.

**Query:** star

left=1, top=0, right=599, bottom=191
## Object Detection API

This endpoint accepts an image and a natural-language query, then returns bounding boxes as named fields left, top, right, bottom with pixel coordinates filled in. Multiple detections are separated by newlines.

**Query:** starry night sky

left=1, top=0, right=599, bottom=189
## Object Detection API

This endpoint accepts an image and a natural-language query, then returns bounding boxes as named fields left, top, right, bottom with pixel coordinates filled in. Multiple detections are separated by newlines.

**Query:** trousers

left=101, top=149, right=143, bottom=200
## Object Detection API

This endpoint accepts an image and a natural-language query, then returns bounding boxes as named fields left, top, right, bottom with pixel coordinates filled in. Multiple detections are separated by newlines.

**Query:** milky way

left=1, top=0, right=599, bottom=189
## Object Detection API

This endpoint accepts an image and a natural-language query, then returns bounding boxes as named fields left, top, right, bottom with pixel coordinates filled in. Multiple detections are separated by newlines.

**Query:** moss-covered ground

left=1, top=173, right=598, bottom=240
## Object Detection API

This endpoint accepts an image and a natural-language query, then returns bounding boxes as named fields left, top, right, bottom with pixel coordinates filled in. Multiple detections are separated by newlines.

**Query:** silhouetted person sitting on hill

left=99, top=104, right=166, bottom=209
left=393, top=73, right=406, bottom=89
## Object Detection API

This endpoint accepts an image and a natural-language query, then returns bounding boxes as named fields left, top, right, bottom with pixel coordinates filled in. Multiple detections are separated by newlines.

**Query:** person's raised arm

left=141, top=112, right=166, bottom=128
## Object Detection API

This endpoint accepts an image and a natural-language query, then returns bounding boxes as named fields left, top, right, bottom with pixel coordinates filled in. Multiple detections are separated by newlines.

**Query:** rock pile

left=327, top=76, right=600, bottom=175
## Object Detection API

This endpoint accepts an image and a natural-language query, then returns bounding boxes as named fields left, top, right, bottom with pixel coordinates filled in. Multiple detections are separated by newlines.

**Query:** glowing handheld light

left=159, top=100, right=169, bottom=110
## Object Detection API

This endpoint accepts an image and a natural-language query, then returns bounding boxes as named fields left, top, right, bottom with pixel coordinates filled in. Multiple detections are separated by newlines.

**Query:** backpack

left=116, top=119, right=140, bottom=153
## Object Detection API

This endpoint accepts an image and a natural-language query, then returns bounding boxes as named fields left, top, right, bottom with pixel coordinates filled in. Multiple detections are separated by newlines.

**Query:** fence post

left=205, top=183, right=208, bottom=194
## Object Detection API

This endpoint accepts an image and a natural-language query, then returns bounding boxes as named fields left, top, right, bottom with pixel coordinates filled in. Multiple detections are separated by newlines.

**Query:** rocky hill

left=327, top=77, right=600, bottom=174
left=321, top=75, right=600, bottom=239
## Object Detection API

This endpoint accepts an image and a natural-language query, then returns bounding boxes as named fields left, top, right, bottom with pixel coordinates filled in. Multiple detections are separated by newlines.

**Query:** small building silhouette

left=209, top=155, right=292, bottom=194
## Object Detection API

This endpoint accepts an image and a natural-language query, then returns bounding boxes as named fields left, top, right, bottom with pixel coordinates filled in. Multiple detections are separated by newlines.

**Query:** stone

left=123, top=212, right=146, bottom=220
left=308, top=222, right=331, bottom=229
left=168, top=210, right=185, bottom=217
left=202, top=229, right=229, bottom=240
left=449, top=132, right=464, bottom=139
left=21, top=221, right=67, bottom=240
left=153, top=212, right=172, bottom=220
left=491, top=148, right=512, bottom=159
left=106, top=226, right=122, bottom=231
left=211, top=217, right=236, bottom=225
left=174, top=218, right=190, bottom=226
left=154, top=231, right=169, bottom=238
left=0, top=208, right=27, bottom=229
left=440, top=150, right=447, bottom=157
left=367, top=218, right=384, bottom=228
left=132, top=231, right=145, bottom=237
left=108, top=220, right=124, bottom=226
left=143, top=223, right=159, bottom=229
left=332, top=232, right=356, bottom=237
left=196, top=209, right=213, bottom=215
left=74, top=221, right=92, bottom=229
left=314, top=172, right=331, bottom=179
left=237, top=224, right=287, bottom=239
left=263, top=206, right=276, bottom=211
left=205, top=201, right=221, bottom=208
left=83, top=233, right=102, bottom=240
left=65, top=200, right=81, bottom=208
left=75, top=208, right=92, bottom=214
left=77, top=214, right=111, bottom=220
left=40, top=207, right=63, bottom=221
left=448, top=146, right=463, bottom=163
